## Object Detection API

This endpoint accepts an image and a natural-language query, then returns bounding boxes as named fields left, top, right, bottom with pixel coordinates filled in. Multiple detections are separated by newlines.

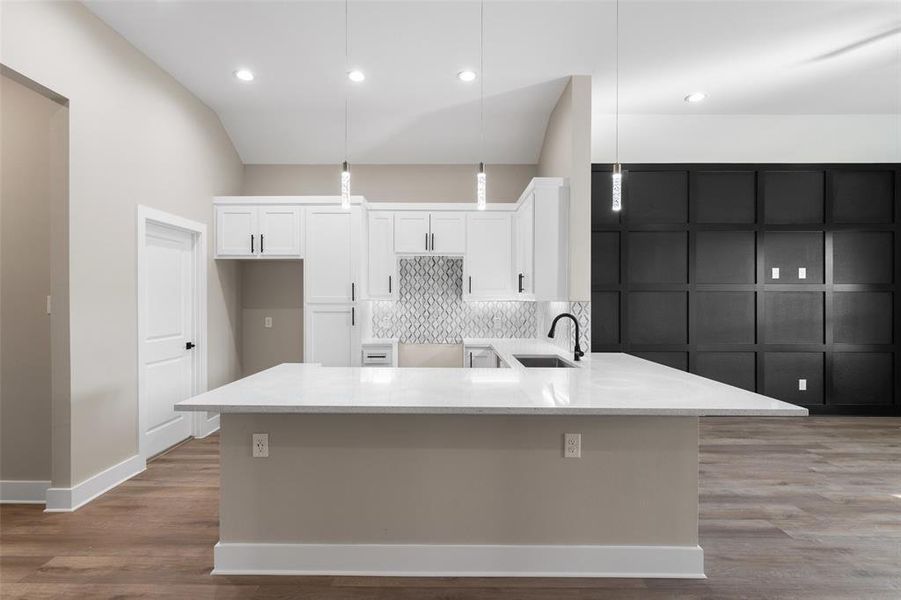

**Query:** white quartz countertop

left=176, top=339, right=807, bottom=417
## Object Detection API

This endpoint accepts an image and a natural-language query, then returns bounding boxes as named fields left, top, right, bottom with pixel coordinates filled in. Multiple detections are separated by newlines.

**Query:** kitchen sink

left=513, top=355, right=577, bottom=368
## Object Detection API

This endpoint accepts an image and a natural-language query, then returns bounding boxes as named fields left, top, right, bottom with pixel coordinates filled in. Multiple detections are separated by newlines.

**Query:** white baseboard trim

left=213, top=542, right=705, bottom=578
left=44, top=454, right=145, bottom=512
left=194, top=412, right=220, bottom=439
left=0, top=480, right=51, bottom=504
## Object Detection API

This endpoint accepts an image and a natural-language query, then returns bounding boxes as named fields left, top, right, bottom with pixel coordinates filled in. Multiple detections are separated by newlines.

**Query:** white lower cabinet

left=305, top=304, right=360, bottom=367
left=464, top=213, right=514, bottom=300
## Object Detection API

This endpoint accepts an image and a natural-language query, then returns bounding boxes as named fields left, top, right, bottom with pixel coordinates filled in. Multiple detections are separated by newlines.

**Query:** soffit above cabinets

left=85, top=1, right=901, bottom=164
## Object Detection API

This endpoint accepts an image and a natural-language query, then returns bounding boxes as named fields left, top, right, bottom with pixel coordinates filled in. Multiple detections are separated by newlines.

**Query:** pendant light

left=476, top=0, right=487, bottom=210
left=341, top=0, right=351, bottom=210
left=611, top=0, right=622, bottom=212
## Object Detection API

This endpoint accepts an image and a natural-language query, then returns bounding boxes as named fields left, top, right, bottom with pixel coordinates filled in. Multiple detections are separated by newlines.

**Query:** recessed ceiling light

left=234, top=69, right=254, bottom=82
left=457, top=70, right=477, bottom=82
left=348, top=70, right=365, bottom=82
left=684, top=92, right=708, bottom=103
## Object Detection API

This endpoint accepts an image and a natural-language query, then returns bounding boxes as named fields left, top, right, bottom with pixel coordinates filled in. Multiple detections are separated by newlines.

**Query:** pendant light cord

left=480, top=0, right=484, bottom=167
left=344, top=0, right=349, bottom=164
left=615, top=0, right=619, bottom=165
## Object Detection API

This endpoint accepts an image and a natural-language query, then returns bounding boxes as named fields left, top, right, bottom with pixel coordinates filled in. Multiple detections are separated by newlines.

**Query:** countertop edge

left=176, top=404, right=810, bottom=417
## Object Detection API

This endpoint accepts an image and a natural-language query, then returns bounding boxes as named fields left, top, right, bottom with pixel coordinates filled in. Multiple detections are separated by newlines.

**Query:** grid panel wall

left=590, top=164, right=901, bottom=415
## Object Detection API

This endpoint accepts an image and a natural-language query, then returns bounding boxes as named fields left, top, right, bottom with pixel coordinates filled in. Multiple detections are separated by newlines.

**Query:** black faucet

left=547, top=313, right=584, bottom=362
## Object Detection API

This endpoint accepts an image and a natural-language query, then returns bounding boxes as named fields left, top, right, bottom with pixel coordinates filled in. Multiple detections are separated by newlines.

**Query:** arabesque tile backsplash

left=370, top=255, right=591, bottom=350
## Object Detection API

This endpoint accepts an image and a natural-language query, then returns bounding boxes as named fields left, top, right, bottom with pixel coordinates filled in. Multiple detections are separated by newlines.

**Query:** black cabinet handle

left=518, top=273, right=524, bottom=293
left=352, top=307, right=355, bottom=326
left=469, top=352, right=473, bottom=368
left=250, top=234, right=254, bottom=253
left=185, top=342, right=196, bottom=350
left=260, top=234, right=264, bottom=254
left=468, top=276, right=472, bottom=294
left=388, top=275, right=392, bottom=294
left=425, top=233, right=429, bottom=251
left=351, top=282, right=355, bottom=301
left=431, top=233, right=435, bottom=251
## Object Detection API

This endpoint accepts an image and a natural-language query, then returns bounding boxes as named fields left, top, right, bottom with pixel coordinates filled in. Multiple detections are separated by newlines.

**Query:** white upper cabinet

left=216, top=205, right=258, bottom=257
left=259, top=206, right=303, bottom=257
left=305, top=207, right=360, bottom=304
left=394, top=212, right=431, bottom=253
left=215, top=204, right=303, bottom=259
left=530, top=181, right=569, bottom=301
left=394, top=212, right=465, bottom=254
left=368, top=211, right=396, bottom=299
left=429, top=213, right=466, bottom=254
left=513, top=193, right=535, bottom=296
left=464, top=212, right=514, bottom=300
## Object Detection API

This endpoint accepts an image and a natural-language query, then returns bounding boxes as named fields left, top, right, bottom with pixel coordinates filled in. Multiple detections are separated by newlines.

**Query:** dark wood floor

left=2, top=417, right=900, bottom=599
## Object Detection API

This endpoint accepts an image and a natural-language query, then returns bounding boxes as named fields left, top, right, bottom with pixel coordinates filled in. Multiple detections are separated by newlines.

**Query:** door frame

left=136, top=205, right=211, bottom=461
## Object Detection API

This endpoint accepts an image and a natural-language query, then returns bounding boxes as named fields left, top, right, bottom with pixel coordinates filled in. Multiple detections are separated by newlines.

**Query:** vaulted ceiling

left=85, top=1, right=901, bottom=164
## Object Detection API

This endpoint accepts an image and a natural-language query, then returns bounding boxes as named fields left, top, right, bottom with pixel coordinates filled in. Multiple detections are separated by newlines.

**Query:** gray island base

left=176, top=346, right=806, bottom=578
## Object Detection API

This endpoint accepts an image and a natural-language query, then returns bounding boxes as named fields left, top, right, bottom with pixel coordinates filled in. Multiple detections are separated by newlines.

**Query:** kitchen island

left=176, top=341, right=806, bottom=578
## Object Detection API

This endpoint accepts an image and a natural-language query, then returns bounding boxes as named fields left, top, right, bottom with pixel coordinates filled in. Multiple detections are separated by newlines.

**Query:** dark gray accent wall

left=591, top=164, right=901, bottom=415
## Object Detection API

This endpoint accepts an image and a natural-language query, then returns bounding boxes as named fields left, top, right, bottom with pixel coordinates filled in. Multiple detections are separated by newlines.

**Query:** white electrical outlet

left=798, top=267, right=807, bottom=280
left=771, top=267, right=780, bottom=279
left=563, top=433, right=581, bottom=458
left=798, top=378, right=807, bottom=391
left=252, top=433, right=269, bottom=458
left=264, top=316, right=273, bottom=328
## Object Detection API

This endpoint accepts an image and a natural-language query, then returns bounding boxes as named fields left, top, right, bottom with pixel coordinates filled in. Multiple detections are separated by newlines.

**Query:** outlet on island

left=563, top=433, right=581, bottom=458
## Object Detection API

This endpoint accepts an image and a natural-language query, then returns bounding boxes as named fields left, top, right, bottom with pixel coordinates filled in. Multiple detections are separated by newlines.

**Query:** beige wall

left=241, top=261, right=303, bottom=376
left=1, top=2, right=244, bottom=487
left=220, top=414, right=699, bottom=545
left=0, top=75, right=65, bottom=481
left=243, top=164, right=536, bottom=203
left=537, top=75, right=592, bottom=302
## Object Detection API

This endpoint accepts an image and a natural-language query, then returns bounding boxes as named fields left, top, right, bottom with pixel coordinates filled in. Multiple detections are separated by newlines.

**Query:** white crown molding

left=0, top=480, right=51, bottom=504
left=44, top=454, right=145, bottom=512
left=213, top=542, right=705, bottom=579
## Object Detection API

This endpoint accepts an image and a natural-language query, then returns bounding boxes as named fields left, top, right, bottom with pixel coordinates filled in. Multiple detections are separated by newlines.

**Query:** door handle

left=260, top=234, right=264, bottom=254
left=431, top=233, right=435, bottom=251
left=186, top=342, right=196, bottom=350
left=388, top=275, right=392, bottom=294
left=250, top=234, right=254, bottom=253
left=518, top=273, right=524, bottom=293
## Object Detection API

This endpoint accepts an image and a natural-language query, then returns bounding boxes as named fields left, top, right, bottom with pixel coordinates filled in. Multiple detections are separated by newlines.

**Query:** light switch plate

left=771, top=267, right=780, bottom=279
left=798, top=379, right=807, bottom=391
left=264, top=316, right=273, bottom=328
left=564, top=433, right=581, bottom=458
left=798, top=267, right=807, bottom=280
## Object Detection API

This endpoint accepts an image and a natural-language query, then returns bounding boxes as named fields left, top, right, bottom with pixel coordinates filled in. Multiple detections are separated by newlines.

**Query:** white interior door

left=141, top=222, right=196, bottom=458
